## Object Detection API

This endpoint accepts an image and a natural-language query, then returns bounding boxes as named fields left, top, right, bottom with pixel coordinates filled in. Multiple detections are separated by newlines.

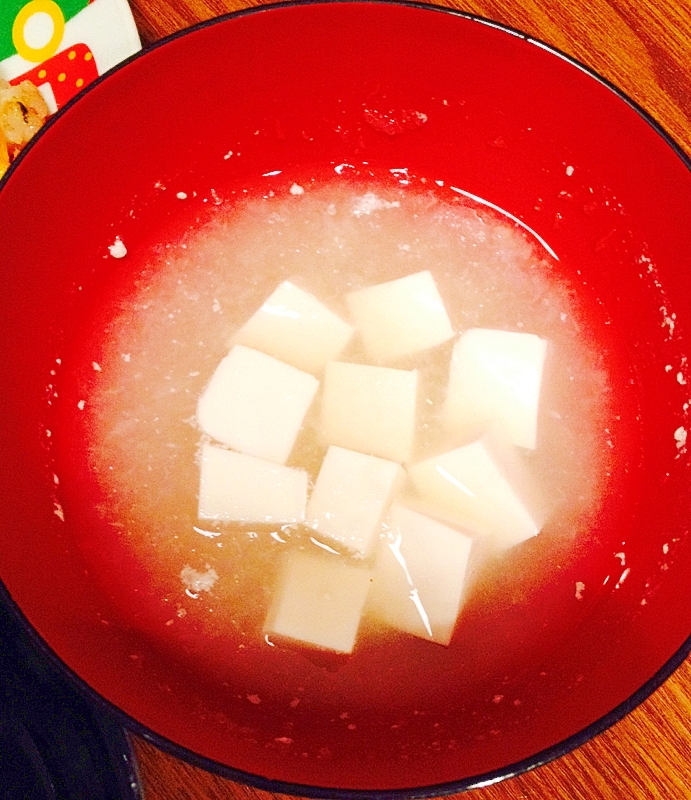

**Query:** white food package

left=367, top=505, right=474, bottom=645
left=233, top=281, right=354, bottom=374
left=345, top=270, right=455, bottom=363
left=306, top=446, right=405, bottom=557
left=442, top=328, right=547, bottom=450
left=197, top=443, right=308, bottom=523
left=196, top=345, right=319, bottom=464
left=264, top=551, right=372, bottom=654
left=321, top=361, right=417, bottom=463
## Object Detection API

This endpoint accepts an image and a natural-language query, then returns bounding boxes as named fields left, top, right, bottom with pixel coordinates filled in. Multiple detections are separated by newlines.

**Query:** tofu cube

left=321, top=361, right=417, bottom=463
left=407, top=435, right=545, bottom=549
left=367, top=505, right=474, bottom=645
left=264, top=551, right=372, bottom=654
left=198, top=444, right=308, bottom=523
left=196, top=345, right=319, bottom=464
left=233, top=281, right=354, bottom=374
left=345, top=271, right=455, bottom=363
left=306, top=446, right=405, bottom=557
left=442, top=328, right=547, bottom=450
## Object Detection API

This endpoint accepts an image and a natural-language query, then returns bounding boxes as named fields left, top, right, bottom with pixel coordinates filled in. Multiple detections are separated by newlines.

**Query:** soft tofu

left=442, top=328, right=547, bottom=450
left=407, top=435, right=545, bottom=549
left=367, top=505, right=474, bottom=645
left=196, top=345, right=319, bottom=464
left=233, top=281, right=354, bottom=374
left=264, top=551, right=372, bottom=654
left=306, top=446, right=405, bottom=557
left=321, top=361, right=417, bottom=463
left=345, top=270, right=455, bottom=363
left=198, top=443, right=308, bottom=523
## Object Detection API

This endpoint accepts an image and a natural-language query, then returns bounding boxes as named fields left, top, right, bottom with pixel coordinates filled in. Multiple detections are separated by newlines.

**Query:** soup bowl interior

left=1, top=1, right=691, bottom=794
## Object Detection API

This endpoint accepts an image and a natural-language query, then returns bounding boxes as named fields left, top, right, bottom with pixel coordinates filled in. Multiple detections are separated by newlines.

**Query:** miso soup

left=55, top=175, right=636, bottom=768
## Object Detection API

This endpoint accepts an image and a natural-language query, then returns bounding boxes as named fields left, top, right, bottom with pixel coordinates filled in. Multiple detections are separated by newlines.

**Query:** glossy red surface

left=1, top=1, right=691, bottom=793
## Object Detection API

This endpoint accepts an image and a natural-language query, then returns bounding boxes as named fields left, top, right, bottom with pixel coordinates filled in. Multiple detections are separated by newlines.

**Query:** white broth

left=56, top=176, right=630, bottom=728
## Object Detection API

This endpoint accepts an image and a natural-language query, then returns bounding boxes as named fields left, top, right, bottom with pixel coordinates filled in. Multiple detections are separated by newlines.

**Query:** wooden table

left=125, top=1, right=691, bottom=797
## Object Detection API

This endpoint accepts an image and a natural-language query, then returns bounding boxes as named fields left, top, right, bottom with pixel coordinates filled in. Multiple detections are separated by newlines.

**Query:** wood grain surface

left=124, top=1, right=691, bottom=797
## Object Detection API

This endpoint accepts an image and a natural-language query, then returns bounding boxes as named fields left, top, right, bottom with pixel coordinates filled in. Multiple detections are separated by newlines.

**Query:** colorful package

left=0, top=0, right=141, bottom=113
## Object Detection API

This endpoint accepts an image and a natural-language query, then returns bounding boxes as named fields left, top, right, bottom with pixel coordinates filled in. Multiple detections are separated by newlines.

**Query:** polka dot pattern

left=8, top=43, right=98, bottom=111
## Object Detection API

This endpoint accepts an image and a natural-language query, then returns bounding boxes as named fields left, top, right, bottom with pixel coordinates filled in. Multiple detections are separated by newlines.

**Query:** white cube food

left=407, top=436, right=544, bottom=549
left=196, top=345, right=319, bottom=464
left=345, top=270, right=455, bottom=363
left=367, top=505, right=474, bottom=645
left=321, top=361, right=417, bottom=463
left=442, top=328, right=547, bottom=450
left=233, top=281, right=354, bottom=374
left=198, top=444, right=308, bottom=523
left=264, top=551, right=372, bottom=654
left=307, top=446, right=405, bottom=557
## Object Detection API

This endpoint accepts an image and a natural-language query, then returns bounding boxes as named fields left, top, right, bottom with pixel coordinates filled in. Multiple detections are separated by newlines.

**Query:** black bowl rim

left=2, top=1, right=691, bottom=796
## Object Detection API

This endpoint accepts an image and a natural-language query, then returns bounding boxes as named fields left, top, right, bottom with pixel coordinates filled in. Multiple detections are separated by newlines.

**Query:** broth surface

left=56, top=176, right=635, bottom=761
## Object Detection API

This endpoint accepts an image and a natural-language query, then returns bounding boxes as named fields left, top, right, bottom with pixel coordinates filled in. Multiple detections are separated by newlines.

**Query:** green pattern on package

left=1, top=0, right=89, bottom=63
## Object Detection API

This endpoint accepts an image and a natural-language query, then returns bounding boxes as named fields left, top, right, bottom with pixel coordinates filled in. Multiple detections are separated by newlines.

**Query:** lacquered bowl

left=1, top=2, right=691, bottom=795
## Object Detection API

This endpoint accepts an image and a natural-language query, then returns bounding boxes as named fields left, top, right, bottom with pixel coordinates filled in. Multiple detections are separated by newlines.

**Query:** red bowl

left=1, top=1, right=691, bottom=795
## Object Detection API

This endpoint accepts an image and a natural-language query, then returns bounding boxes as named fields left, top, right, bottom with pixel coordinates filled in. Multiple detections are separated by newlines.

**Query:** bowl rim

left=2, top=1, right=691, bottom=796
